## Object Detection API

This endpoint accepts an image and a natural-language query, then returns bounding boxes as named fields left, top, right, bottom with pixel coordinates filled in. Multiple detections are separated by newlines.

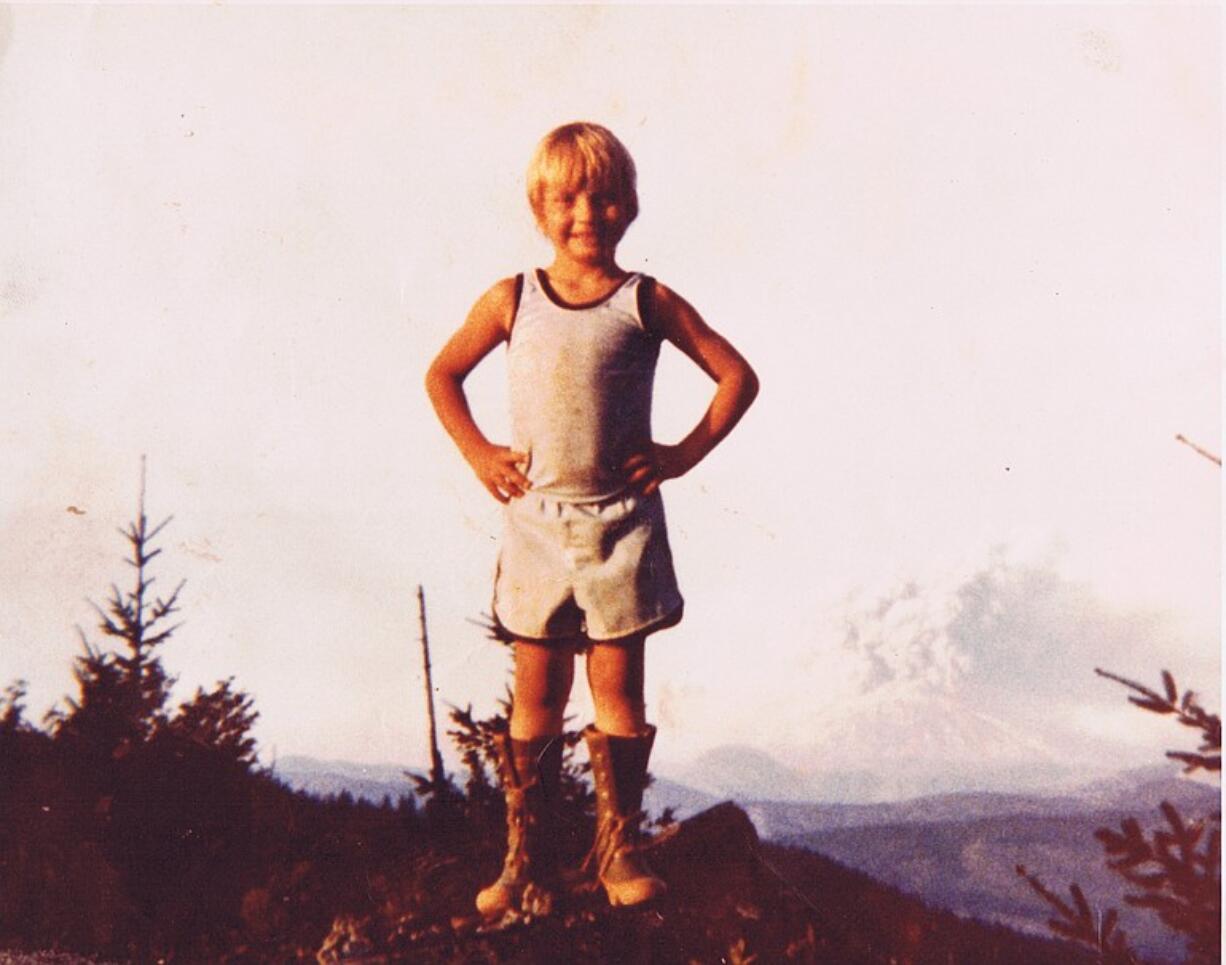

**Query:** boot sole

left=603, top=881, right=668, bottom=907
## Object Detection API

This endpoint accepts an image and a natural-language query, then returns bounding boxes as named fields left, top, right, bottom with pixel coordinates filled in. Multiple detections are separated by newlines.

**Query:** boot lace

left=499, top=789, right=535, bottom=880
left=580, top=808, right=649, bottom=883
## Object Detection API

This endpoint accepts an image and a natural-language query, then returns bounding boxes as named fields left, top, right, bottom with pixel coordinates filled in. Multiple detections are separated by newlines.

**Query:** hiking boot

left=475, top=732, right=563, bottom=920
left=582, top=724, right=667, bottom=907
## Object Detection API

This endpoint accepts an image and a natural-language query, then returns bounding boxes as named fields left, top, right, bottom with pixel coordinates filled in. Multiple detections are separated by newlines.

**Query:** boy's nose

left=572, top=193, right=594, bottom=219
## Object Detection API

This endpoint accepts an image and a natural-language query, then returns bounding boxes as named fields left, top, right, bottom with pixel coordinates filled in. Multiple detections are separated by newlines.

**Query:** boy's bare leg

left=586, top=635, right=647, bottom=736
left=509, top=639, right=577, bottom=740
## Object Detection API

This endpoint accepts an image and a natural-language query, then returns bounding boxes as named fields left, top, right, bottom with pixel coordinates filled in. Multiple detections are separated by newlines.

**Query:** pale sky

left=1, top=5, right=1219, bottom=794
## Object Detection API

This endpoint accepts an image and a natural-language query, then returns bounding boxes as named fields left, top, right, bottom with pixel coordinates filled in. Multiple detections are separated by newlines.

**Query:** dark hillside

left=311, top=802, right=1093, bottom=964
left=784, top=810, right=1199, bottom=961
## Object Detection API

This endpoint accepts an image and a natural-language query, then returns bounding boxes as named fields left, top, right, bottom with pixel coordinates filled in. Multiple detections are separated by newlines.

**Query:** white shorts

left=492, top=489, right=684, bottom=643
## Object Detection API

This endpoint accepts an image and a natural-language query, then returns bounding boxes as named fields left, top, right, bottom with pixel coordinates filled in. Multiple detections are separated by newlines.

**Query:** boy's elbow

left=715, top=361, right=758, bottom=407
left=739, top=364, right=760, bottom=404
left=424, top=360, right=452, bottom=400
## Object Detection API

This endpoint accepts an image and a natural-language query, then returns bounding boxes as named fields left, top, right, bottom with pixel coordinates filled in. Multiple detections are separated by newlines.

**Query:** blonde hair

left=526, top=122, right=639, bottom=226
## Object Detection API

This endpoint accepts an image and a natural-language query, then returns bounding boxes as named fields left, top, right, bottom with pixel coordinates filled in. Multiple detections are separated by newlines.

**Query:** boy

left=425, top=122, right=758, bottom=918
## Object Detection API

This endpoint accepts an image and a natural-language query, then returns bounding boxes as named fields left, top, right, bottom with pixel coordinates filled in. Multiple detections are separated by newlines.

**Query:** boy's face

left=537, top=178, right=628, bottom=266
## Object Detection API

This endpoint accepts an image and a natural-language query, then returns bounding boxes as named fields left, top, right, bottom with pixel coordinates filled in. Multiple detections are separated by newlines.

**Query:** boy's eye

left=545, top=189, right=618, bottom=210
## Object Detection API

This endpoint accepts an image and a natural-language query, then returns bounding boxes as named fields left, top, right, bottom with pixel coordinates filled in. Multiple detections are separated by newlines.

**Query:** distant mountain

left=1069, top=763, right=1220, bottom=811
left=275, top=751, right=1215, bottom=827
left=737, top=762, right=1217, bottom=839
left=643, top=776, right=720, bottom=821
left=674, top=744, right=817, bottom=802
left=739, top=790, right=1084, bottom=842
left=273, top=754, right=725, bottom=818
left=661, top=737, right=1097, bottom=807
left=780, top=687, right=1112, bottom=802
left=775, top=769, right=1218, bottom=962
left=659, top=686, right=1133, bottom=805
left=272, top=754, right=418, bottom=804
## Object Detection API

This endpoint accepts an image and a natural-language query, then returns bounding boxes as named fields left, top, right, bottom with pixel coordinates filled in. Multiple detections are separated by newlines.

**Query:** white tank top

left=507, top=269, right=660, bottom=501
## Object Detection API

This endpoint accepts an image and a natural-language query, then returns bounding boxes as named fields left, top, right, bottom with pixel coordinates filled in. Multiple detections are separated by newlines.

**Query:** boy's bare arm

left=425, top=279, right=532, bottom=503
left=624, top=282, right=760, bottom=495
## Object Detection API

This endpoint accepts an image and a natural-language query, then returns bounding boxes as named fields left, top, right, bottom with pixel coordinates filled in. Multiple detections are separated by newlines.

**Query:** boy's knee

left=588, top=670, right=638, bottom=703
left=591, top=684, right=645, bottom=718
left=592, top=699, right=648, bottom=736
left=524, top=689, right=569, bottom=715
left=510, top=693, right=567, bottom=738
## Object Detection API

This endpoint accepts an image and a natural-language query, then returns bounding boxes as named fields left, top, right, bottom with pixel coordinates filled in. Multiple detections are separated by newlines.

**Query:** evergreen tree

left=168, top=677, right=259, bottom=767
left=48, top=481, right=182, bottom=758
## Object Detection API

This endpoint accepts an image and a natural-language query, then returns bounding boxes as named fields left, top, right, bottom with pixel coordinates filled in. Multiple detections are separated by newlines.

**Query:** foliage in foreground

left=1017, top=669, right=1221, bottom=964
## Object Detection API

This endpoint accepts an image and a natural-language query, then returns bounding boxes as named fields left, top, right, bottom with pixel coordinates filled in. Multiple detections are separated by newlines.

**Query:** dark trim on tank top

left=636, top=274, right=660, bottom=339
left=534, top=268, right=636, bottom=311
left=504, top=272, right=525, bottom=339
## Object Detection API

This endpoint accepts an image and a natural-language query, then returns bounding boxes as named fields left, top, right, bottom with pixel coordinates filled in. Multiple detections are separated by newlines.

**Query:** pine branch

left=88, top=599, right=129, bottom=642
left=149, top=580, right=186, bottom=622
left=1019, top=668, right=1221, bottom=964
left=141, top=625, right=183, bottom=649
left=1095, top=668, right=1221, bottom=773
left=1168, top=751, right=1220, bottom=772
left=1015, top=865, right=1136, bottom=962
left=145, top=514, right=174, bottom=543
left=1095, top=797, right=1220, bottom=957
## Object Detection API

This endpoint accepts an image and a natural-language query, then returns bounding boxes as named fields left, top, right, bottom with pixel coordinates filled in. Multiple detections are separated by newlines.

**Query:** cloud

left=830, top=551, right=1213, bottom=706
left=946, top=554, right=1213, bottom=702
left=836, top=579, right=971, bottom=696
